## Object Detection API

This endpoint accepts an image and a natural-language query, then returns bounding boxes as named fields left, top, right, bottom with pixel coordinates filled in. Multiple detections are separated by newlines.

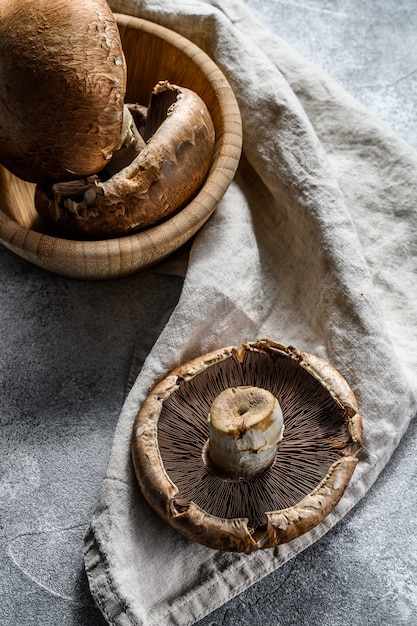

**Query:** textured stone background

left=1, top=1, right=416, bottom=625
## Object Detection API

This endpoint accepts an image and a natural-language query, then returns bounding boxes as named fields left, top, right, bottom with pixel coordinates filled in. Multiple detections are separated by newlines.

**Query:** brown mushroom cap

left=0, top=0, right=125, bottom=184
left=34, top=81, right=215, bottom=238
left=131, top=339, right=363, bottom=553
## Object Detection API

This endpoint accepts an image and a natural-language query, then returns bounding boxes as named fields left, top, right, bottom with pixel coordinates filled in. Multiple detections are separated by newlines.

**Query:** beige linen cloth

left=84, top=0, right=417, bottom=624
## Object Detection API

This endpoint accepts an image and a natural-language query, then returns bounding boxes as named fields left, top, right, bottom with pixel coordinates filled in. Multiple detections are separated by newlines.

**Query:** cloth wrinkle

left=83, top=1, right=417, bottom=624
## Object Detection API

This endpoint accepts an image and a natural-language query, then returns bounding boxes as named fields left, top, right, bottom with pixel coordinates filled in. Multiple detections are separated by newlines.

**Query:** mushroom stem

left=207, top=386, right=284, bottom=480
left=102, top=105, right=146, bottom=178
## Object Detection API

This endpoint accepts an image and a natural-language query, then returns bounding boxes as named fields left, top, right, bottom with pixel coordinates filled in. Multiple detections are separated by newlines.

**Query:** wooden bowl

left=0, top=14, right=242, bottom=280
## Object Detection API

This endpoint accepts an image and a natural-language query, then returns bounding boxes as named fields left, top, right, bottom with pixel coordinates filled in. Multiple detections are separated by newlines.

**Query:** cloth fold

left=84, top=1, right=417, bottom=624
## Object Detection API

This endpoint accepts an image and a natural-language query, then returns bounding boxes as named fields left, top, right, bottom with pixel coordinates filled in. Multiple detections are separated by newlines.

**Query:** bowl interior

left=0, top=15, right=242, bottom=279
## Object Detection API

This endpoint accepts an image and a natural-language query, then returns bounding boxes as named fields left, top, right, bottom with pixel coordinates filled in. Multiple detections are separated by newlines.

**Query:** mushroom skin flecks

left=207, top=386, right=285, bottom=479
left=0, top=0, right=126, bottom=184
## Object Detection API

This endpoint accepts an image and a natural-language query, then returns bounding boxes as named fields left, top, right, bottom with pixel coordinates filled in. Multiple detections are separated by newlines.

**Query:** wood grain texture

left=0, top=14, right=242, bottom=279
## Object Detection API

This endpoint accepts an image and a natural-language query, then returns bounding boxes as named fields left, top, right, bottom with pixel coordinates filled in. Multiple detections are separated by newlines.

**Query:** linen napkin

left=84, top=1, right=417, bottom=624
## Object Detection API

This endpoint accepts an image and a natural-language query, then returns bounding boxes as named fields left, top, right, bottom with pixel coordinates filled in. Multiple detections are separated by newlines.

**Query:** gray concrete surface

left=246, top=0, right=417, bottom=153
left=1, top=1, right=416, bottom=625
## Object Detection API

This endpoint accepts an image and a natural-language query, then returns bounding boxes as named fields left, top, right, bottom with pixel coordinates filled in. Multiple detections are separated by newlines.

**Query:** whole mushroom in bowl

left=0, top=0, right=127, bottom=184
left=0, top=0, right=216, bottom=239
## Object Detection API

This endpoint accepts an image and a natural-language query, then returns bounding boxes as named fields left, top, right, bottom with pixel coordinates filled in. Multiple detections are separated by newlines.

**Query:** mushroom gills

left=154, top=343, right=360, bottom=534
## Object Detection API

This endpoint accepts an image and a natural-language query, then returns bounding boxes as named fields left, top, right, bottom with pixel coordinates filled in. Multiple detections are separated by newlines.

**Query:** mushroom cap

left=131, top=339, right=363, bottom=553
left=0, top=0, right=126, bottom=184
left=34, top=81, right=215, bottom=238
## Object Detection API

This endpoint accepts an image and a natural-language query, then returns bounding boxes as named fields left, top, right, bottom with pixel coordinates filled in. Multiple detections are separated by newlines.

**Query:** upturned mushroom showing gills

left=0, top=1, right=216, bottom=238
left=132, top=339, right=363, bottom=553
